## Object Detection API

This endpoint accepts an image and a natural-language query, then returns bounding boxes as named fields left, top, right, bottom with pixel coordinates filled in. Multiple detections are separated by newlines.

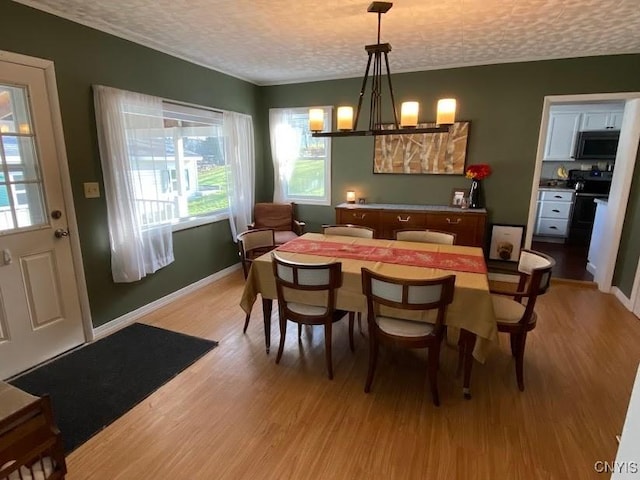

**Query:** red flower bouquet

left=465, top=164, right=492, bottom=180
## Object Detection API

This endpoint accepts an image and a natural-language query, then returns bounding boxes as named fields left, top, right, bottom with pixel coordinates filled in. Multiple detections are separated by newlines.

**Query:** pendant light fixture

left=310, top=2, right=456, bottom=138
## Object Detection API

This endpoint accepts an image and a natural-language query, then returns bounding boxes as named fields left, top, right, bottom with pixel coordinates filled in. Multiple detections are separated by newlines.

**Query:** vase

left=469, top=179, right=482, bottom=209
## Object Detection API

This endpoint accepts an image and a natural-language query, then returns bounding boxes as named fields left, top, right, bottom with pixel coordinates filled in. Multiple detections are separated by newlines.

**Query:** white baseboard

left=93, top=263, right=242, bottom=340
left=488, top=272, right=519, bottom=283
left=612, top=286, right=633, bottom=311
left=586, top=262, right=597, bottom=276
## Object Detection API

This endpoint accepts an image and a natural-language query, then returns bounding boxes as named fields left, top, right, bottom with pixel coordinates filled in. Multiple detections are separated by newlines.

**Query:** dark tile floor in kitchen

left=532, top=241, right=594, bottom=282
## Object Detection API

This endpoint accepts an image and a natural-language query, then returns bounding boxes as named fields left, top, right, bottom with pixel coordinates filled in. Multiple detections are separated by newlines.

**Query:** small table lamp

left=346, top=191, right=356, bottom=204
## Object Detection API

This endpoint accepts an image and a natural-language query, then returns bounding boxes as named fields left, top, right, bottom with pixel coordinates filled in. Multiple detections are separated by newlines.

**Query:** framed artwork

left=373, top=121, right=470, bottom=174
left=489, top=224, right=525, bottom=262
left=450, top=188, right=469, bottom=208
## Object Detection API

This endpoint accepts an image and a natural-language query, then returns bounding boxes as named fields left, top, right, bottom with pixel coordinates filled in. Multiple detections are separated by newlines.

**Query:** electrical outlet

left=84, top=182, right=100, bottom=198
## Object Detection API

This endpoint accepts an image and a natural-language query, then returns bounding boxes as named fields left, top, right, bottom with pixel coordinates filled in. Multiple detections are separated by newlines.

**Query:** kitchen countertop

left=538, top=186, right=574, bottom=192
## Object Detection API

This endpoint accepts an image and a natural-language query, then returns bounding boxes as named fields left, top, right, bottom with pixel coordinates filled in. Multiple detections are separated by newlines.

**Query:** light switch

left=84, top=182, right=100, bottom=198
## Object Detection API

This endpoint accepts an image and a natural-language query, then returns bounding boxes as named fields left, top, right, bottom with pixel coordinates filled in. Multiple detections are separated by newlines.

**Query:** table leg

left=262, top=298, right=273, bottom=354
left=459, top=329, right=476, bottom=400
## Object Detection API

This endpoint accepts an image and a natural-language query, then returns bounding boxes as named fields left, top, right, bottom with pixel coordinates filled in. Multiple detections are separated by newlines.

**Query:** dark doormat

left=10, top=323, right=218, bottom=453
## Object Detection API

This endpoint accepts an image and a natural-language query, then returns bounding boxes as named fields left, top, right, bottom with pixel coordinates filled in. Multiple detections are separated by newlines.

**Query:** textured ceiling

left=14, top=0, right=640, bottom=85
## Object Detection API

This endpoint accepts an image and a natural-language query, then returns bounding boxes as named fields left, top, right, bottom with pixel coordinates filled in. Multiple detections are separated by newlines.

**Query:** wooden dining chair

left=272, top=252, right=355, bottom=379
left=487, top=249, right=555, bottom=391
left=322, top=224, right=375, bottom=238
left=395, top=229, right=457, bottom=245
left=361, top=268, right=456, bottom=406
left=237, top=228, right=276, bottom=333
left=250, top=202, right=305, bottom=245
left=322, top=223, right=375, bottom=334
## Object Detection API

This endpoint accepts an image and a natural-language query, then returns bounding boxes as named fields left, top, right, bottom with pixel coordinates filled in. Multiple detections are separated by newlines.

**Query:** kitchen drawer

left=379, top=211, right=426, bottom=238
left=539, top=190, right=574, bottom=202
left=336, top=208, right=380, bottom=231
left=535, top=218, right=569, bottom=237
left=539, top=201, right=572, bottom=219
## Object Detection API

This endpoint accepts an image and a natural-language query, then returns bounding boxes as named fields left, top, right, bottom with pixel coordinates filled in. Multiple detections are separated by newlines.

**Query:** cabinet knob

left=397, top=215, right=411, bottom=222
left=353, top=213, right=366, bottom=220
left=552, top=209, right=560, bottom=213
left=549, top=226, right=558, bottom=230
left=446, top=218, right=461, bottom=225
left=554, top=195, right=562, bottom=199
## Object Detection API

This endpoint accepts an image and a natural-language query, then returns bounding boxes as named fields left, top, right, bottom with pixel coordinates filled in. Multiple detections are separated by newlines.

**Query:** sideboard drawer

left=379, top=211, right=426, bottom=238
left=336, top=208, right=380, bottom=231
left=427, top=213, right=485, bottom=247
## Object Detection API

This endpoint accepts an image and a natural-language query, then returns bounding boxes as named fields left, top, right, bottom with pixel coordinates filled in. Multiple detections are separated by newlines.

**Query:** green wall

left=263, top=56, right=640, bottom=286
left=0, top=1, right=263, bottom=327
left=2, top=0, right=640, bottom=328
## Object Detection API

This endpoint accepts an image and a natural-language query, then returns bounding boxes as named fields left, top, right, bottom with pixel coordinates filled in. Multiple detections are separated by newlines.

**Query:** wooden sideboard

left=335, top=203, right=487, bottom=247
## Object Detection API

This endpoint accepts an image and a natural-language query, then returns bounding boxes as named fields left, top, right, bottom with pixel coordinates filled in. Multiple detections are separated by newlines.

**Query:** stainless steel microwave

left=573, top=130, right=620, bottom=160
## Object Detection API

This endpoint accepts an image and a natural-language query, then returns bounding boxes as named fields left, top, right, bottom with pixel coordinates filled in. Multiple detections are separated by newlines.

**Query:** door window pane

left=0, top=85, right=47, bottom=232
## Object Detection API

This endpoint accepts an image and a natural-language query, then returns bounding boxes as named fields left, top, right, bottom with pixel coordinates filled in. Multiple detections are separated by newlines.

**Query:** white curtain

left=93, top=85, right=174, bottom=283
left=224, top=111, right=255, bottom=240
left=269, top=108, right=302, bottom=202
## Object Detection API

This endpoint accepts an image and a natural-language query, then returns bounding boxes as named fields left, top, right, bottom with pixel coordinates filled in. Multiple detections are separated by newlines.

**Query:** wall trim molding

left=488, top=272, right=518, bottom=283
left=93, top=263, right=241, bottom=340
left=612, top=286, right=633, bottom=310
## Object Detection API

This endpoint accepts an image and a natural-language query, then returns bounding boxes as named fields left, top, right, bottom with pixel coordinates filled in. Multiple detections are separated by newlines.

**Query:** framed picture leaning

left=489, top=224, right=525, bottom=262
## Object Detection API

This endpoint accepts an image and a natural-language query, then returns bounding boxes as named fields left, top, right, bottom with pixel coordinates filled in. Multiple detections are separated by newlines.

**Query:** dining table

left=239, top=232, right=498, bottom=396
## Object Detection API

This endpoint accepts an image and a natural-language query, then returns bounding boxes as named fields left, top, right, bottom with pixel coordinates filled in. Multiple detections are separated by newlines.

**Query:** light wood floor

left=66, top=270, right=640, bottom=480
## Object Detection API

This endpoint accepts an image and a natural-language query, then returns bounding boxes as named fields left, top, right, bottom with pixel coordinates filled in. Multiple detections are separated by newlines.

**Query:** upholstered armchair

left=249, top=202, right=305, bottom=245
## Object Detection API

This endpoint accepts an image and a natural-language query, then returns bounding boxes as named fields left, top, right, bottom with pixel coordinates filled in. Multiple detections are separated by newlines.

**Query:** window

left=270, top=107, right=332, bottom=205
left=95, top=85, right=255, bottom=282
left=125, top=102, right=228, bottom=230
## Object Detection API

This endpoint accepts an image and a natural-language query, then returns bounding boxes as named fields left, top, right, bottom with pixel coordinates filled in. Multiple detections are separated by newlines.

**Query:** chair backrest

left=253, top=203, right=294, bottom=231
left=271, top=252, right=342, bottom=317
left=361, top=268, right=456, bottom=332
left=395, top=229, right=456, bottom=245
left=322, top=224, right=375, bottom=238
left=517, top=249, right=555, bottom=295
left=514, top=249, right=555, bottom=323
left=237, top=228, right=275, bottom=278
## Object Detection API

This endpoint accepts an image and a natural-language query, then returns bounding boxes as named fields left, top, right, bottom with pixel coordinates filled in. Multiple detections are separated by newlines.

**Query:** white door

left=0, top=60, right=85, bottom=379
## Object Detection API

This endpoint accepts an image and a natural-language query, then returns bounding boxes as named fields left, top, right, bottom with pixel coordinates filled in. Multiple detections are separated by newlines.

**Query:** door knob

left=54, top=228, right=69, bottom=238
left=51, top=210, right=62, bottom=219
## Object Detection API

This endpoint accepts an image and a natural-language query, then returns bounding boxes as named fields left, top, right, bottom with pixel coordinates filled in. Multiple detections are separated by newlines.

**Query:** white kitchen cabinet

left=534, top=188, right=575, bottom=239
left=608, top=110, right=624, bottom=129
left=580, top=107, right=624, bottom=131
left=543, top=103, right=625, bottom=161
left=543, top=112, right=581, bottom=161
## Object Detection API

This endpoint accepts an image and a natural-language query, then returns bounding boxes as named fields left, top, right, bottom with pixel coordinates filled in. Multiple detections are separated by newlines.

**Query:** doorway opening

left=526, top=94, right=640, bottom=291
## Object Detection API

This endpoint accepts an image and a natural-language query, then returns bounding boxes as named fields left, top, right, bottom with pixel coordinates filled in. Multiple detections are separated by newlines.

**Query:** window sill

left=286, top=199, right=331, bottom=207
left=171, top=212, right=229, bottom=232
